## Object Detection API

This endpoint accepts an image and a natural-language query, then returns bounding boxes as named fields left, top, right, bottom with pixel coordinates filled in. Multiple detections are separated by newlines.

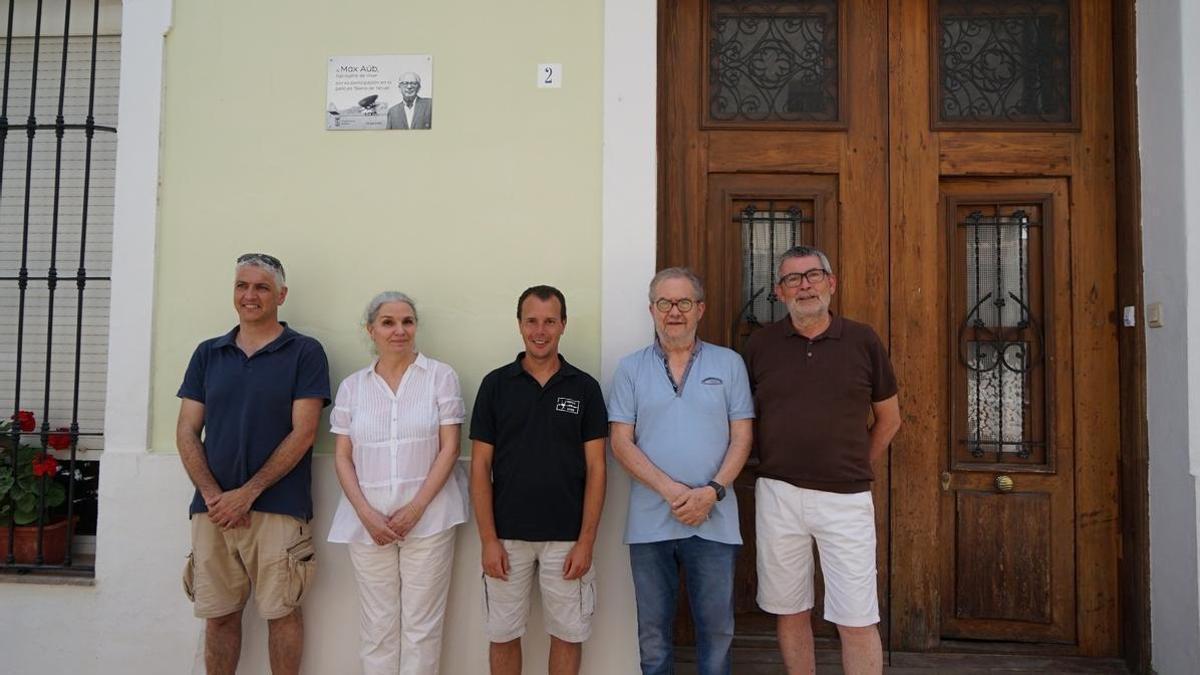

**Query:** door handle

left=940, top=472, right=951, bottom=492
left=995, top=475, right=1014, bottom=493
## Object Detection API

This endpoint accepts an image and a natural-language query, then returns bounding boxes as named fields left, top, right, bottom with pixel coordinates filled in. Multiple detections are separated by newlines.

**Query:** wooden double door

left=660, top=0, right=1120, bottom=657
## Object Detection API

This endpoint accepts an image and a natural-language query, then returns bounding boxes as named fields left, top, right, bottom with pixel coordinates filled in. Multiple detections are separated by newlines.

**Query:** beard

left=787, top=297, right=830, bottom=325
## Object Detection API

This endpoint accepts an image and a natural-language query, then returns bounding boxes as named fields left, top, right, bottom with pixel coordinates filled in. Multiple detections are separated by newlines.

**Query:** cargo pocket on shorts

left=182, top=553, right=196, bottom=602
left=284, top=534, right=316, bottom=608
left=580, top=573, right=596, bottom=619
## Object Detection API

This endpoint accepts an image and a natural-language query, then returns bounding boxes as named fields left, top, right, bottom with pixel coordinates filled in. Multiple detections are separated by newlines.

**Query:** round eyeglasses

left=655, top=298, right=696, bottom=313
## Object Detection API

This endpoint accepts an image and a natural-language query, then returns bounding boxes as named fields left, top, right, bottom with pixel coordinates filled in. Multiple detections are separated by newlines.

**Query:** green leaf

left=44, top=482, right=66, bottom=507
left=13, top=509, right=37, bottom=525
left=16, top=493, right=36, bottom=512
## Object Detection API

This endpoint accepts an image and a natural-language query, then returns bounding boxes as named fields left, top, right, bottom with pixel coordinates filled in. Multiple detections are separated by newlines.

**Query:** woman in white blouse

left=328, top=291, right=467, bottom=675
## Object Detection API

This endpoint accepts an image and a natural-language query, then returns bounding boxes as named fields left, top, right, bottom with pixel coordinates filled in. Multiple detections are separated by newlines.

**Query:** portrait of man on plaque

left=326, top=54, right=433, bottom=131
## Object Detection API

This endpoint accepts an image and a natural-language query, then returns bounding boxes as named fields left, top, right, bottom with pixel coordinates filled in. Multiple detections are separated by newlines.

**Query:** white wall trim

left=1180, top=0, right=1200, bottom=655
left=1184, top=0, right=1200, bottom=480
left=103, top=0, right=172, bottom=453
left=600, top=0, right=657, bottom=383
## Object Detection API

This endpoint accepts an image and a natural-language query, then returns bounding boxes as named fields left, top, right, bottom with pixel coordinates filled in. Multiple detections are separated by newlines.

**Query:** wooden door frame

left=652, top=0, right=1152, bottom=670
left=888, top=0, right=1135, bottom=660
left=1112, top=1, right=1151, bottom=673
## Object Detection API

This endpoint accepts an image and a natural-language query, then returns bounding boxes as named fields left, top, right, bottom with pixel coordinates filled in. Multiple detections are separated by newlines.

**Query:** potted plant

left=0, top=411, right=76, bottom=565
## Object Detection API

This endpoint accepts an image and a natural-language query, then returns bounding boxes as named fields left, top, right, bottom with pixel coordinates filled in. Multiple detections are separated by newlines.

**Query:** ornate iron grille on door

left=735, top=200, right=814, bottom=347
left=935, top=0, right=1075, bottom=127
left=1, top=0, right=116, bottom=574
left=953, top=206, right=1048, bottom=466
left=706, top=0, right=841, bottom=125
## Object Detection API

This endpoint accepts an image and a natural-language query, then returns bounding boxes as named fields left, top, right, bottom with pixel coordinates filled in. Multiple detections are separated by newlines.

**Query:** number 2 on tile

left=538, top=63, right=562, bottom=88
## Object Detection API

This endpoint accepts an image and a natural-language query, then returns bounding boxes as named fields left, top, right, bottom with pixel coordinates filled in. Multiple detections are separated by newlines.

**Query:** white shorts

left=481, top=540, right=597, bottom=643
left=755, top=477, right=880, bottom=627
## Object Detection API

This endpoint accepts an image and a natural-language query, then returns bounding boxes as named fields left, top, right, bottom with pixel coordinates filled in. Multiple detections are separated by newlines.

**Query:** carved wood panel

left=954, top=491, right=1052, bottom=623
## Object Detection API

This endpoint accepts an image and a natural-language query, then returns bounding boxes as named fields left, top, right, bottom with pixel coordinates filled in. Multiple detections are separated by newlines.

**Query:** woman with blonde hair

left=327, top=291, right=467, bottom=675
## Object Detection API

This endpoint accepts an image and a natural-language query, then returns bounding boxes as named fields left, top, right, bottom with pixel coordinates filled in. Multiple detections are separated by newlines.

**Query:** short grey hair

left=364, top=291, right=418, bottom=325
left=648, top=267, right=705, bottom=303
left=778, top=246, right=833, bottom=276
left=235, top=253, right=286, bottom=288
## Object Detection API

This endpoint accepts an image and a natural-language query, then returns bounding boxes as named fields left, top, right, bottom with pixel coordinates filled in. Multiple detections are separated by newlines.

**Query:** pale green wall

left=150, top=0, right=604, bottom=452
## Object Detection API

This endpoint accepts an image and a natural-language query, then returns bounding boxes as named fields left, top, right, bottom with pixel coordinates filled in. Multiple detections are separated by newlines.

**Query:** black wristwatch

left=706, top=480, right=726, bottom=501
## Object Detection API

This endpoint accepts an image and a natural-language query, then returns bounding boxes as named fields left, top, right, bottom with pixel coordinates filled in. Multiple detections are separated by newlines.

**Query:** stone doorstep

left=674, top=647, right=1132, bottom=674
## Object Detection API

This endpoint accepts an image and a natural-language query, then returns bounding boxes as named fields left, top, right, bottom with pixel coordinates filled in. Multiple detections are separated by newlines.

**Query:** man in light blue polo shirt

left=609, top=267, right=754, bottom=675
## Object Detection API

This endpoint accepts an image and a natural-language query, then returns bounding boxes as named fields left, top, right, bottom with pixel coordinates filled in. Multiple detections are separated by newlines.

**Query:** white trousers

left=348, top=528, right=457, bottom=675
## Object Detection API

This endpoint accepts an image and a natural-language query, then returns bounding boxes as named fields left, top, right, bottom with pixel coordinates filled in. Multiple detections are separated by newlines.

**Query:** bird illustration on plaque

left=326, top=54, right=433, bottom=131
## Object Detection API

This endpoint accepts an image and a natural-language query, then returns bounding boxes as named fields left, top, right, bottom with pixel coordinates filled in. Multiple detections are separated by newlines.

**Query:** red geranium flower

left=12, top=410, right=35, bottom=433
left=47, top=427, right=72, bottom=450
left=31, top=452, right=59, bottom=478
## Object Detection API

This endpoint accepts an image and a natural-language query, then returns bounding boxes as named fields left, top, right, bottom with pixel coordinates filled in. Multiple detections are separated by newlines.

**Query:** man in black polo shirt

left=177, top=253, right=330, bottom=675
left=470, top=285, right=608, bottom=675
left=744, top=246, right=901, bottom=675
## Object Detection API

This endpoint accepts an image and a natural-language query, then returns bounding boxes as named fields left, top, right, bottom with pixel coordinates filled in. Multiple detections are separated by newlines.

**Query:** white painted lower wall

left=0, top=454, right=640, bottom=674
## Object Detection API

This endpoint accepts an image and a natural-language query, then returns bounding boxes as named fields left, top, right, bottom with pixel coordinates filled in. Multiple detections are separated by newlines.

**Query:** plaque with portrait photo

left=326, top=54, right=433, bottom=131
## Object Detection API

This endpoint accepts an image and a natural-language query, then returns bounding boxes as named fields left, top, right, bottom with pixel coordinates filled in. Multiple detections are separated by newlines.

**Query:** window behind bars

left=1, top=0, right=120, bottom=575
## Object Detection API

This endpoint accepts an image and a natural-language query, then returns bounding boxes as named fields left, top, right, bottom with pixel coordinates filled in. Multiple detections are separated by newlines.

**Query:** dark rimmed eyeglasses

left=237, top=253, right=283, bottom=271
left=654, top=298, right=696, bottom=313
left=778, top=268, right=830, bottom=288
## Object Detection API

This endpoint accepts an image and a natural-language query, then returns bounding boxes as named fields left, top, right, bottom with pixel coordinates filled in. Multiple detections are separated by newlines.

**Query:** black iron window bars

left=957, top=209, right=1045, bottom=462
left=2, top=0, right=114, bottom=575
left=738, top=202, right=813, bottom=336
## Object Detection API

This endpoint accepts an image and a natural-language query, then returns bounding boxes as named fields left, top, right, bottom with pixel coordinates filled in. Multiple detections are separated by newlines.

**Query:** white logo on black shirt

left=556, top=397, right=580, bottom=414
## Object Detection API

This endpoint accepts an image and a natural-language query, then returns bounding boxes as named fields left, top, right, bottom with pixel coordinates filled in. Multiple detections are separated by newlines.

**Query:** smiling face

left=367, top=301, right=418, bottom=358
left=776, top=254, right=836, bottom=325
left=398, top=72, right=421, bottom=103
left=233, top=264, right=286, bottom=326
left=518, top=295, right=566, bottom=361
left=650, top=276, right=705, bottom=346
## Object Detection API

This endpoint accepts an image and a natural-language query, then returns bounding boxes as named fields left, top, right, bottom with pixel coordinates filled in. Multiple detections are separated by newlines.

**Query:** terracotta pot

left=0, top=516, right=78, bottom=565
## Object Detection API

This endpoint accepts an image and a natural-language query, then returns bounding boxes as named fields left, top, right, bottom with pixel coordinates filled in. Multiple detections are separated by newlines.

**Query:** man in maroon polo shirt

left=743, top=246, right=901, bottom=675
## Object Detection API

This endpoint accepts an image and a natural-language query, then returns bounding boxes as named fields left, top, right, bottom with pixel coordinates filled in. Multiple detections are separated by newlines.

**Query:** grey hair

left=648, top=267, right=706, bottom=303
left=778, top=246, right=833, bottom=276
left=235, top=257, right=286, bottom=288
left=364, top=291, right=418, bottom=325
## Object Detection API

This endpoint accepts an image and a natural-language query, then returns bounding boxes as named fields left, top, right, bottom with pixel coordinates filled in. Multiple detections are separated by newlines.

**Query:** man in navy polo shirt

left=470, top=285, right=608, bottom=675
left=177, top=253, right=330, bottom=675
left=609, top=268, right=754, bottom=675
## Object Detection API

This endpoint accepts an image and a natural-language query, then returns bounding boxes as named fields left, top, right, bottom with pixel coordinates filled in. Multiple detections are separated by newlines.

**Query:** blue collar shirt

left=608, top=339, right=755, bottom=545
left=177, top=323, right=331, bottom=520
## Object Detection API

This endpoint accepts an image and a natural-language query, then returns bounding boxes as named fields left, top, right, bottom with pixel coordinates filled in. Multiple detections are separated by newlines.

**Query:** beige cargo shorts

left=183, top=511, right=316, bottom=620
